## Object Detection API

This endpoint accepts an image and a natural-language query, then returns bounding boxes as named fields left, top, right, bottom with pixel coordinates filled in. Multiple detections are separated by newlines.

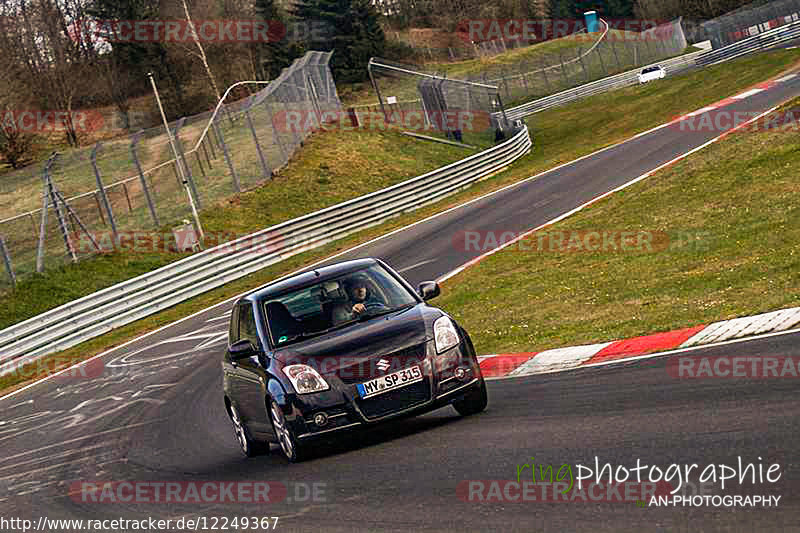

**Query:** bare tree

left=179, top=0, right=223, bottom=103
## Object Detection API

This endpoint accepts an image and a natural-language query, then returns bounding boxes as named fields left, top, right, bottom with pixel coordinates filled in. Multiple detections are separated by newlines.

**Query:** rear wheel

left=453, top=379, right=488, bottom=416
left=229, top=403, right=268, bottom=457
left=269, top=400, right=307, bottom=462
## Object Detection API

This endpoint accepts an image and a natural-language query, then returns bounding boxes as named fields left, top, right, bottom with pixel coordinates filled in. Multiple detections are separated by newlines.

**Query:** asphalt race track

left=2, top=72, right=800, bottom=532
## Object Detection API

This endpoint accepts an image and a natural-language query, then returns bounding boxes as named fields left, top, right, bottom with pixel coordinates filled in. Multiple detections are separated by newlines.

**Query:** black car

left=222, top=257, right=487, bottom=461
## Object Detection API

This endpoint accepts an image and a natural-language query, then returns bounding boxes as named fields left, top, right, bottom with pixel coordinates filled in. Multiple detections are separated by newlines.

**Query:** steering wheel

left=356, top=301, right=387, bottom=316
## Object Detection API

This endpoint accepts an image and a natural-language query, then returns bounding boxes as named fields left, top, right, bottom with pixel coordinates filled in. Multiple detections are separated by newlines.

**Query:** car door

left=230, top=302, right=271, bottom=432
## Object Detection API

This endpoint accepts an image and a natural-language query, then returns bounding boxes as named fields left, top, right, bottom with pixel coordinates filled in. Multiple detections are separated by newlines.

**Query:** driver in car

left=344, top=274, right=384, bottom=316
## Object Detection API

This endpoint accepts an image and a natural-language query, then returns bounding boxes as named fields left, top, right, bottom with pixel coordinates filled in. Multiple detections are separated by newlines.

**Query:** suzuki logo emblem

left=376, top=359, right=390, bottom=371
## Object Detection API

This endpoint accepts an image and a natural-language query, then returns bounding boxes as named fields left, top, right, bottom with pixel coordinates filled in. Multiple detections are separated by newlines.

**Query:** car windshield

left=262, top=265, right=418, bottom=347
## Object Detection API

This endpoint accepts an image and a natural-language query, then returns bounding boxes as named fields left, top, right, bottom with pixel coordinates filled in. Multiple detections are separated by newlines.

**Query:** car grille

left=357, top=379, right=431, bottom=419
left=337, top=343, right=427, bottom=385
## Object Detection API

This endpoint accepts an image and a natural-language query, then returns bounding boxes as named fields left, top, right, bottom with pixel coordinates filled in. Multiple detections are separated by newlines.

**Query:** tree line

left=0, top=0, right=387, bottom=169
left=0, top=0, right=767, bottom=170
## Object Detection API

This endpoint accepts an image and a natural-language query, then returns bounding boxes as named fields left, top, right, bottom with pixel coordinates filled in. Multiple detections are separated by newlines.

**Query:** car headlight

left=282, top=364, right=330, bottom=394
left=434, top=316, right=460, bottom=354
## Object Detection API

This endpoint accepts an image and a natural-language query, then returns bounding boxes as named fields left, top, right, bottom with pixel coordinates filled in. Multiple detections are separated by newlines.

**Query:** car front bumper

left=283, top=340, right=484, bottom=440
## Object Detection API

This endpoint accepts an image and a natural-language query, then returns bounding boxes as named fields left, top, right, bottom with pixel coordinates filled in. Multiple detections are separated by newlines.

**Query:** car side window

left=229, top=305, right=240, bottom=345
left=238, top=304, right=259, bottom=347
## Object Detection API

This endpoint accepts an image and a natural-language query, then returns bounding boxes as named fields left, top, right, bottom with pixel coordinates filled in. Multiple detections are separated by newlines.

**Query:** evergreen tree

left=255, top=0, right=298, bottom=79
left=291, top=0, right=386, bottom=83
left=548, top=0, right=576, bottom=19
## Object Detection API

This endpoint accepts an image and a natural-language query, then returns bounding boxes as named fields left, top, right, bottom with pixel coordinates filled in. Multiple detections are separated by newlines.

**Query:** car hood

left=275, top=304, right=441, bottom=371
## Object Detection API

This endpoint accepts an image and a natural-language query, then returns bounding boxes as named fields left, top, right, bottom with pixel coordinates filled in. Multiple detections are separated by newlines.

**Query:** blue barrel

left=584, top=11, right=599, bottom=33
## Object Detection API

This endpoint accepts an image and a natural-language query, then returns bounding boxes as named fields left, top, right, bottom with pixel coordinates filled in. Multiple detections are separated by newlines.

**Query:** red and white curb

left=477, top=306, right=800, bottom=379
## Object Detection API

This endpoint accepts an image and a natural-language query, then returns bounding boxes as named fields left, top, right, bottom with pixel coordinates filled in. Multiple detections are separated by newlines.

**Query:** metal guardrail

left=504, top=18, right=800, bottom=122
left=4, top=16, right=796, bottom=375
left=503, top=50, right=707, bottom=121
left=0, top=126, right=532, bottom=374
left=696, top=18, right=800, bottom=66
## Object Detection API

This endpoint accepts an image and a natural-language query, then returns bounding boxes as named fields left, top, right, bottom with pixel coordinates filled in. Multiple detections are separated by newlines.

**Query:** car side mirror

left=418, top=281, right=440, bottom=301
left=230, top=339, right=259, bottom=360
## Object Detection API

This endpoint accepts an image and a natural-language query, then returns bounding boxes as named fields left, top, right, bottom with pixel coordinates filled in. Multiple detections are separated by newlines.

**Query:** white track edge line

left=0, top=92, right=790, bottom=404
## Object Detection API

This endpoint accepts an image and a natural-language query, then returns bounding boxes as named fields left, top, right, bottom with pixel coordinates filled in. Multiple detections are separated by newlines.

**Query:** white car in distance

left=638, top=65, right=666, bottom=83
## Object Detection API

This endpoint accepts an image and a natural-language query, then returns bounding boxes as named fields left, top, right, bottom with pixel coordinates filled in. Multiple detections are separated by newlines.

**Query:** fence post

left=172, top=118, right=202, bottom=209
left=610, top=38, right=622, bottom=70
left=194, top=151, right=207, bottom=179
left=29, top=213, right=37, bottom=242
left=0, top=235, right=16, bottom=287
left=129, top=131, right=159, bottom=227
left=540, top=58, right=551, bottom=92
left=265, top=100, right=289, bottom=166
left=245, top=102, right=273, bottom=181
left=35, top=158, right=51, bottom=273
left=558, top=50, right=569, bottom=86
left=577, top=46, right=589, bottom=82
left=41, top=157, right=77, bottom=264
left=91, top=142, right=119, bottom=246
left=629, top=40, right=639, bottom=66
left=279, top=86, right=302, bottom=148
left=595, top=42, right=607, bottom=75
left=642, top=36, right=653, bottom=62
left=200, top=136, right=212, bottom=168
left=213, top=118, right=241, bottom=193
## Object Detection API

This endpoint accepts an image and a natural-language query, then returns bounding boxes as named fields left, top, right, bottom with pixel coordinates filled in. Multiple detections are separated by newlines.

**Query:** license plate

left=357, top=365, right=423, bottom=399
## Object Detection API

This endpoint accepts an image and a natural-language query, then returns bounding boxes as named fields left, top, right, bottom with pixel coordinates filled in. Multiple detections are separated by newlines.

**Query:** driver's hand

left=352, top=303, right=366, bottom=314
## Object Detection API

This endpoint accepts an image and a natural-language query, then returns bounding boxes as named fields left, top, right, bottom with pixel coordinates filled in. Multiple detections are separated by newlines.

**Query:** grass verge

left=436, top=92, right=800, bottom=354
left=1, top=48, right=800, bottom=395
left=0, top=128, right=470, bottom=329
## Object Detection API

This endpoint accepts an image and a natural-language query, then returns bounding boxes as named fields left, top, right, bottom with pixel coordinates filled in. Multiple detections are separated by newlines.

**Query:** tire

left=228, top=403, right=269, bottom=457
left=269, top=400, right=307, bottom=462
left=453, top=379, right=488, bottom=416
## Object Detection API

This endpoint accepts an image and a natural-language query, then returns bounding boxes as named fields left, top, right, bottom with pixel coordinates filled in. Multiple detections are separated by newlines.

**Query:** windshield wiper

left=362, top=303, right=416, bottom=319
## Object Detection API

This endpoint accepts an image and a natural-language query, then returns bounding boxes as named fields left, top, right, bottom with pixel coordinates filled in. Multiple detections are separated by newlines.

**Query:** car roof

left=239, top=258, right=379, bottom=304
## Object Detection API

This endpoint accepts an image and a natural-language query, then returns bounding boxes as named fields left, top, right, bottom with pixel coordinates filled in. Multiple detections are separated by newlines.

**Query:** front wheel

left=453, top=379, right=488, bottom=416
left=229, top=403, right=268, bottom=457
left=269, top=400, right=307, bottom=462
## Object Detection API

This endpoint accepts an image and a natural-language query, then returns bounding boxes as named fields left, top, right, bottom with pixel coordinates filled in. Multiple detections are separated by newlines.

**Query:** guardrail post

left=213, top=117, right=241, bottom=193
left=91, top=142, right=119, bottom=246
left=0, top=235, right=16, bottom=287
left=130, top=132, right=160, bottom=228
left=245, top=103, right=272, bottom=181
